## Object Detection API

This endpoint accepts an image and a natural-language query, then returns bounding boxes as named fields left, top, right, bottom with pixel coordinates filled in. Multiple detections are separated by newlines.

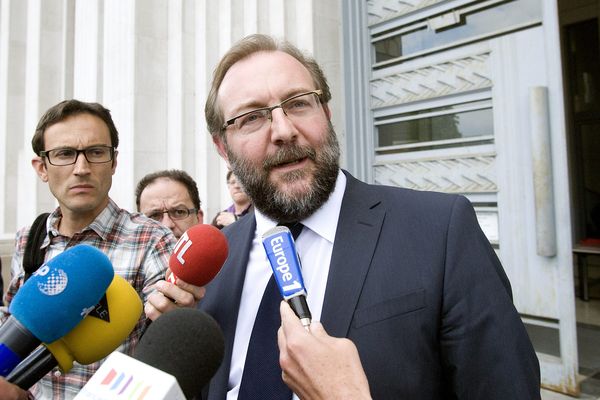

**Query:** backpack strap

left=23, top=212, right=50, bottom=282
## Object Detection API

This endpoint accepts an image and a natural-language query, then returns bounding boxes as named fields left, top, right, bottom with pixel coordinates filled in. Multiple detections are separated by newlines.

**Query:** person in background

left=197, top=34, right=540, bottom=399
left=135, top=169, right=204, bottom=239
left=211, top=170, right=251, bottom=229
left=0, top=99, right=201, bottom=400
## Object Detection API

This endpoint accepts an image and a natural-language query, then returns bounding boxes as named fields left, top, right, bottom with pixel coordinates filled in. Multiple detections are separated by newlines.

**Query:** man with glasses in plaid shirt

left=0, top=99, right=203, bottom=399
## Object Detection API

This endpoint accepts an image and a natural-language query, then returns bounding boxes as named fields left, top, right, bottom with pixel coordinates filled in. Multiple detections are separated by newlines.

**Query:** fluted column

left=0, top=0, right=343, bottom=238
left=196, top=0, right=343, bottom=221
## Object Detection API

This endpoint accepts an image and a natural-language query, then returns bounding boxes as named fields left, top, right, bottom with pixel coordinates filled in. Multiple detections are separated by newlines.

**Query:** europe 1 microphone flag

left=262, top=225, right=312, bottom=328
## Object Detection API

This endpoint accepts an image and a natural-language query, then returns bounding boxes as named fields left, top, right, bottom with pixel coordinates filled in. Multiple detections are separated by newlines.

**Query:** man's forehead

left=141, top=179, right=192, bottom=204
left=218, top=51, right=313, bottom=110
left=44, top=114, right=110, bottom=144
left=47, top=112, right=107, bottom=129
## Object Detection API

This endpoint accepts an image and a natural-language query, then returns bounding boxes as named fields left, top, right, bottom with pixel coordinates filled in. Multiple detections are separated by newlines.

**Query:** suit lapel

left=321, top=172, right=385, bottom=337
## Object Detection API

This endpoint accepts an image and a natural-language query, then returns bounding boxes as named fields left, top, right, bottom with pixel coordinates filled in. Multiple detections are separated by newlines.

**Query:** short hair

left=205, top=34, right=331, bottom=140
left=135, top=169, right=201, bottom=211
left=32, top=99, right=119, bottom=156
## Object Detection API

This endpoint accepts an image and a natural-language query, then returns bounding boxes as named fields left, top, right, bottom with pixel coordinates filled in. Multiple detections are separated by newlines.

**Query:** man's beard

left=226, top=124, right=340, bottom=223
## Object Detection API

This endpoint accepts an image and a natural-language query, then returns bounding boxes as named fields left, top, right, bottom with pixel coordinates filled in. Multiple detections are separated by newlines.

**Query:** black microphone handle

left=0, top=315, right=41, bottom=363
left=288, top=294, right=312, bottom=322
left=6, top=345, right=58, bottom=390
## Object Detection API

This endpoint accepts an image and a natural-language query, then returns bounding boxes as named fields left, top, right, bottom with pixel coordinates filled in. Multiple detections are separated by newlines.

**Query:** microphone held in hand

left=75, top=308, right=225, bottom=400
left=167, top=224, right=228, bottom=286
left=6, top=274, right=143, bottom=389
left=133, top=308, right=224, bottom=399
left=262, top=225, right=312, bottom=328
left=0, top=244, right=114, bottom=376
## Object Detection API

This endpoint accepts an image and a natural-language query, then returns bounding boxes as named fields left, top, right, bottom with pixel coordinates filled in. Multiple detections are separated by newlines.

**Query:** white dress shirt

left=227, top=170, right=347, bottom=399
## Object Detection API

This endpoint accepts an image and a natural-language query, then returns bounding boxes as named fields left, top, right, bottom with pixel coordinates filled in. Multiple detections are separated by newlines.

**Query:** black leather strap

left=23, top=213, right=50, bottom=282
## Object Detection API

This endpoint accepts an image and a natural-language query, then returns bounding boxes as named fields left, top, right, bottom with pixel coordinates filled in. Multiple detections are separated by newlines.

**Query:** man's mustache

left=262, top=146, right=316, bottom=170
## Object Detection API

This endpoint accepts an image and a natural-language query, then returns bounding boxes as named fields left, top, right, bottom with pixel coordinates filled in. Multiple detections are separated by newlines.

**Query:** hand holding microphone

left=264, top=228, right=371, bottom=399
left=145, top=224, right=228, bottom=320
left=262, top=225, right=312, bottom=329
left=0, top=377, right=28, bottom=400
left=277, top=302, right=372, bottom=400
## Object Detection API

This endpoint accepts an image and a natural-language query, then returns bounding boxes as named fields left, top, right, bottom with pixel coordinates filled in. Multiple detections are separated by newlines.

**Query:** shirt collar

left=88, top=199, right=121, bottom=240
left=255, top=169, right=346, bottom=243
left=47, top=198, right=119, bottom=241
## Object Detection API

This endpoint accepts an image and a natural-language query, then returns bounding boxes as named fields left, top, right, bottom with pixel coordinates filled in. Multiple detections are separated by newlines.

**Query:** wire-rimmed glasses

left=222, top=90, right=323, bottom=135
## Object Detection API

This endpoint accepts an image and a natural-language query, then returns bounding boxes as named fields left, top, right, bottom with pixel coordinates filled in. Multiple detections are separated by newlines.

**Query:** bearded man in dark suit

left=199, top=33, right=540, bottom=400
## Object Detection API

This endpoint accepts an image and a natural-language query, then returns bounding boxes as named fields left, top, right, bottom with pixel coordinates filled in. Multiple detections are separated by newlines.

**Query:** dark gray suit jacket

left=200, top=171, right=540, bottom=399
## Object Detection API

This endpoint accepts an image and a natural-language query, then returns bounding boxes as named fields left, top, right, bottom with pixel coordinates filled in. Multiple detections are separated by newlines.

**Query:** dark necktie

left=238, top=222, right=304, bottom=400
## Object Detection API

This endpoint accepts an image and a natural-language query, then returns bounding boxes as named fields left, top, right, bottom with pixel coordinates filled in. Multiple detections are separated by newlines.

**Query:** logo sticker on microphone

left=173, top=231, right=193, bottom=266
left=262, top=227, right=307, bottom=300
left=35, top=266, right=68, bottom=296
left=85, top=294, right=111, bottom=321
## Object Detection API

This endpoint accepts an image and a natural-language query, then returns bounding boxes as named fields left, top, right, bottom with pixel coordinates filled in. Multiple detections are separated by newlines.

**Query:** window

left=375, top=100, right=493, bottom=152
left=372, top=0, right=542, bottom=65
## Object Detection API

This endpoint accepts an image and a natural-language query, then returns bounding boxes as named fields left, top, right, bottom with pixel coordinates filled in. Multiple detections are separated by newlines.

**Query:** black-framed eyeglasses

left=146, top=208, right=198, bottom=221
left=222, top=90, right=323, bottom=135
left=40, top=145, right=115, bottom=166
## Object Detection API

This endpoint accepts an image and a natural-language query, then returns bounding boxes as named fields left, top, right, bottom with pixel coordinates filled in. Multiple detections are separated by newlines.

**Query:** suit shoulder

left=364, top=180, right=465, bottom=211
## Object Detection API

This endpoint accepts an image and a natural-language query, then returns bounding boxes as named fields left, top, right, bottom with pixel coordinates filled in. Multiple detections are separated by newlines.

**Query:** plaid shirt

left=1, top=198, right=176, bottom=400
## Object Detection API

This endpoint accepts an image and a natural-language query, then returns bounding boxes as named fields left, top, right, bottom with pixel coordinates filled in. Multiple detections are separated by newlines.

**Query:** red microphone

left=167, top=224, right=229, bottom=286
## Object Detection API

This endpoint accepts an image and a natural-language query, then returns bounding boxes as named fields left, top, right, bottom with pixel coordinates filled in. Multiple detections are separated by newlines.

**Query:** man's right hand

left=215, top=211, right=237, bottom=227
left=144, top=270, right=206, bottom=321
left=277, top=301, right=372, bottom=400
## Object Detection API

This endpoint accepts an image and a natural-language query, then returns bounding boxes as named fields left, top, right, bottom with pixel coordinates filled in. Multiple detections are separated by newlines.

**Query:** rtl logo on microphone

left=167, top=231, right=193, bottom=284
left=173, top=231, right=193, bottom=266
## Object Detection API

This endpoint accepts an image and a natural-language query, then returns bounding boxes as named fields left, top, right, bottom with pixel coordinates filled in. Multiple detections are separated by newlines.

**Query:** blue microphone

left=262, top=226, right=312, bottom=328
left=0, top=244, right=114, bottom=376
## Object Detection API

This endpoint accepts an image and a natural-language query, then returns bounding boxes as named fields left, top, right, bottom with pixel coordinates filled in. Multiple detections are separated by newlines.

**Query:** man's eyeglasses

left=146, top=208, right=198, bottom=221
left=222, top=90, right=323, bottom=135
left=40, top=145, right=115, bottom=166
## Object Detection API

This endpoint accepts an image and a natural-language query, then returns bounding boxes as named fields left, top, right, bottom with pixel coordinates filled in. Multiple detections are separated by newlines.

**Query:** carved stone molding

left=367, top=0, right=444, bottom=26
left=371, top=53, right=491, bottom=108
left=374, top=154, right=497, bottom=193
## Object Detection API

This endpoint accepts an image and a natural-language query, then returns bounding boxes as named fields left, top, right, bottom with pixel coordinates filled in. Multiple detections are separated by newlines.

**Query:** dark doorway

left=561, top=2, right=600, bottom=305
left=564, top=18, right=600, bottom=244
